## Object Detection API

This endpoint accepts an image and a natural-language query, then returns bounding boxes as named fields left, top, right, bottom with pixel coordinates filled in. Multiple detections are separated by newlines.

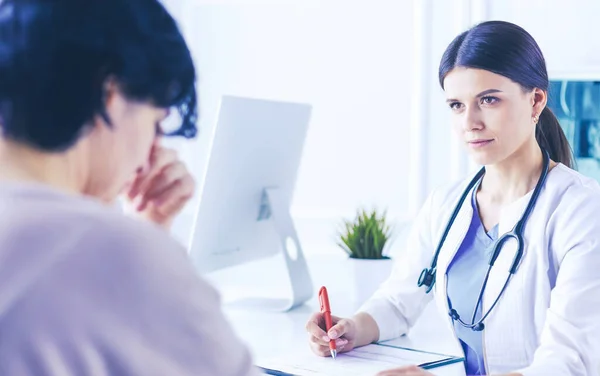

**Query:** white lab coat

left=359, top=163, right=600, bottom=376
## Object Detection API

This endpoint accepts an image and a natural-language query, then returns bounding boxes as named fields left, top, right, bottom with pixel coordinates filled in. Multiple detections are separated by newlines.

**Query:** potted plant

left=337, top=208, right=395, bottom=304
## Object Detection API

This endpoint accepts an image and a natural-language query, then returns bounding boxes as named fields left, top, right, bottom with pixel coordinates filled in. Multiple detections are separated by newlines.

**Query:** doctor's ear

left=531, top=88, right=547, bottom=118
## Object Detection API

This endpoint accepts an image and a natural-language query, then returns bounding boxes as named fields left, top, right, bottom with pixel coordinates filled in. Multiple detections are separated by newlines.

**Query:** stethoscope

left=417, top=148, right=550, bottom=331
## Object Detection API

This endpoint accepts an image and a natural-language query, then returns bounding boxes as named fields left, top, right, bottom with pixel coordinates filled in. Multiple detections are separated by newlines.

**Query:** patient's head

left=438, top=20, right=572, bottom=168
left=0, top=0, right=197, bottom=200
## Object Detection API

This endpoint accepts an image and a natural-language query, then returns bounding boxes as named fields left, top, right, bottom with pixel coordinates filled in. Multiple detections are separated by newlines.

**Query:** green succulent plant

left=337, top=208, right=392, bottom=259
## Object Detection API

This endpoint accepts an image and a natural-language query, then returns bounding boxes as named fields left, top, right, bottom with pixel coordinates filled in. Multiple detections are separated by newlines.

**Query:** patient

left=0, top=0, right=259, bottom=375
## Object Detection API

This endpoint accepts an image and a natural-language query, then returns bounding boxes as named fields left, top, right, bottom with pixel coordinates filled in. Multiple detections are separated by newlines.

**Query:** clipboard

left=257, top=342, right=464, bottom=375
left=376, top=341, right=464, bottom=370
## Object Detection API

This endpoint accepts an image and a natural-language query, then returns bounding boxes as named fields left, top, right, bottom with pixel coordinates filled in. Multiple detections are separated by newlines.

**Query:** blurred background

left=160, top=0, right=600, bottom=259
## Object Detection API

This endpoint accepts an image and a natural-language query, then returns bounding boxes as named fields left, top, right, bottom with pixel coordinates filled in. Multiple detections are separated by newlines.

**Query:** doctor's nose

left=461, top=107, right=484, bottom=132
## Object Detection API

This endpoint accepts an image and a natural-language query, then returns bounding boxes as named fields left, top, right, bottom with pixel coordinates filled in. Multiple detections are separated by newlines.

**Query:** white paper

left=259, top=343, right=452, bottom=376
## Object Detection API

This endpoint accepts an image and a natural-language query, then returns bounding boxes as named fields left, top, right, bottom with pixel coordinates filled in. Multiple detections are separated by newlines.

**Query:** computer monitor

left=188, top=95, right=314, bottom=311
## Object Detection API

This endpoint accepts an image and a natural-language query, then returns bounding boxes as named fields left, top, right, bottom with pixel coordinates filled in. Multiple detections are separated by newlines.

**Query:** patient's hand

left=374, top=365, right=434, bottom=376
left=123, top=143, right=195, bottom=229
left=305, top=312, right=357, bottom=356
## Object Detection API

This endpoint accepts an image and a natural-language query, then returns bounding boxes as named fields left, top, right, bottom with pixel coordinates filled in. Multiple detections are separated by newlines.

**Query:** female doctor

left=306, top=20, right=600, bottom=376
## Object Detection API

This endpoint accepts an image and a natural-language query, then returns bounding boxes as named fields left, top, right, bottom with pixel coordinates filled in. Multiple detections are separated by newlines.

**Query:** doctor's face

left=443, top=67, right=539, bottom=166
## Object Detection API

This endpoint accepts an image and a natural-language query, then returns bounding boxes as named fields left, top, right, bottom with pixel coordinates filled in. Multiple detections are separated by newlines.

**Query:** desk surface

left=211, top=254, right=466, bottom=376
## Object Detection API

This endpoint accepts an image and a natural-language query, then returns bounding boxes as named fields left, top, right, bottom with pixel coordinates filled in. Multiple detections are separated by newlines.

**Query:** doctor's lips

left=467, top=139, right=494, bottom=148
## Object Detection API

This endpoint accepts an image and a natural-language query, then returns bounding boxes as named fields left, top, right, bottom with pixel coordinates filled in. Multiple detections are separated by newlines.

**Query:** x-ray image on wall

left=548, top=80, right=600, bottom=182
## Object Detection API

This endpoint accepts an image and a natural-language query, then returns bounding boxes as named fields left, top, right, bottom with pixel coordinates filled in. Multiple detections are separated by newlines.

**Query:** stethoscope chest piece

left=418, top=268, right=435, bottom=293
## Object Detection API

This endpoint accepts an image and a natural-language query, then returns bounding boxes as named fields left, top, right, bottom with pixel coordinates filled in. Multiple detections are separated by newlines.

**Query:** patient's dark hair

left=0, top=0, right=198, bottom=152
left=439, top=20, right=574, bottom=168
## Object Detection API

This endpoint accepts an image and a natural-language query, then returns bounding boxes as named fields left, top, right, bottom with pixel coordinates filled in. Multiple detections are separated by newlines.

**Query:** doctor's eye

left=480, top=96, right=499, bottom=105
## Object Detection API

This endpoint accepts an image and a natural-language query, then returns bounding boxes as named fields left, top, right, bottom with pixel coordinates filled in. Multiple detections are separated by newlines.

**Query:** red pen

left=318, top=286, right=337, bottom=359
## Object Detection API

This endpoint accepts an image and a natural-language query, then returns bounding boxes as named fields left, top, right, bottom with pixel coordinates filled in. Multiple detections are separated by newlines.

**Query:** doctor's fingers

left=308, top=332, right=348, bottom=348
left=305, top=313, right=349, bottom=338
left=328, top=317, right=352, bottom=339
left=309, top=341, right=347, bottom=357
left=305, top=312, right=327, bottom=336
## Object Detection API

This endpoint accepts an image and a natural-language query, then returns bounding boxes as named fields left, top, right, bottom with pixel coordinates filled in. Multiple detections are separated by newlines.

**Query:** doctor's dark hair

left=438, top=20, right=574, bottom=168
left=0, top=0, right=198, bottom=152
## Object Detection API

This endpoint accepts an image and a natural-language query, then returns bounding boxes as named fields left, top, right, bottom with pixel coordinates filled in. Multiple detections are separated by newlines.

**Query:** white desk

left=210, top=253, right=467, bottom=376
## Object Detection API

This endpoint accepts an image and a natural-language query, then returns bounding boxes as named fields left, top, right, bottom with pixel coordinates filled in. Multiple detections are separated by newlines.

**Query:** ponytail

left=535, top=107, right=574, bottom=168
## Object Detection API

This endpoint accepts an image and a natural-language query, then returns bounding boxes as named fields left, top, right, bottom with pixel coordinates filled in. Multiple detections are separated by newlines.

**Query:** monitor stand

left=225, top=188, right=314, bottom=312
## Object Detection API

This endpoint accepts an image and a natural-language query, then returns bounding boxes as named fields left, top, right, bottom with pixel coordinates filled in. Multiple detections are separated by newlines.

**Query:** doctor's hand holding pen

left=305, top=311, right=354, bottom=356
left=305, top=310, right=381, bottom=358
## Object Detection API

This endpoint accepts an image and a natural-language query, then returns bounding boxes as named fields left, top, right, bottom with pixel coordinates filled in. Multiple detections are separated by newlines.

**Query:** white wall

left=169, top=1, right=417, bottom=254
left=489, top=0, right=600, bottom=77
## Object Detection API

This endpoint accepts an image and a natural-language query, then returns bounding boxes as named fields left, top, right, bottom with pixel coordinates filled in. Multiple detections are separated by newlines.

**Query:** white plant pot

left=348, top=257, right=394, bottom=306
